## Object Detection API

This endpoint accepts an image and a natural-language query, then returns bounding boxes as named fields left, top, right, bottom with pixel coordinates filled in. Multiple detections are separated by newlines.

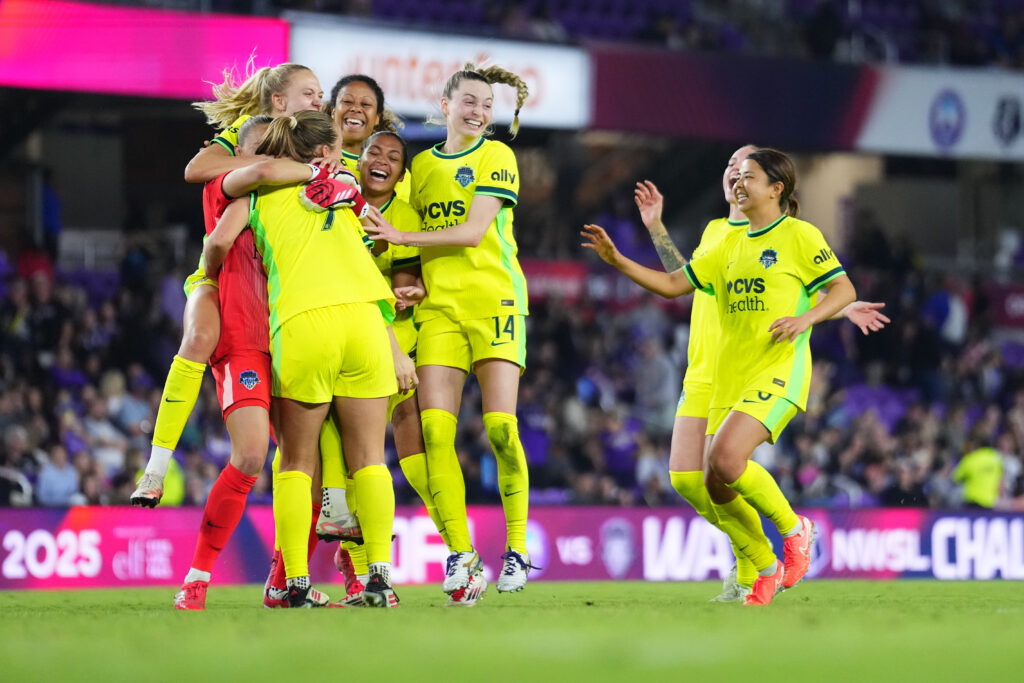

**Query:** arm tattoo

left=650, top=226, right=686, bottom=271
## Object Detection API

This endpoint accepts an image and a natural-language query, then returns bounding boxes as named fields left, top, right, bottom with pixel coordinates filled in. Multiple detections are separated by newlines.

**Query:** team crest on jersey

left=238, top=370, right=260, bottom=390
left=454, top=166, right=475, bottom=188
left=759, top=249, right=778, bottom=269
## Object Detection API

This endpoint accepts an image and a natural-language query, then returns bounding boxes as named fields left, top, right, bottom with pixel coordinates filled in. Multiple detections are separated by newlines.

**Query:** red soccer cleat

left=263, top=550, right=288, bottom=608
left=332, top=545, right=365, bottom=607
left=782, top=516, right=815, bottom=590
left=742, top=561, right=784, bottom=606
left=174, top=581, right=208, bottom=610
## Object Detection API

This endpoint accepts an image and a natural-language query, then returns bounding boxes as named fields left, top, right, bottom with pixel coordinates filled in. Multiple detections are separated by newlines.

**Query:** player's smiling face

left=334, top=81, right=380, bottom=145
left=358, top=135, right=406, bottom=195
left=733, top=159, right=780, bottom=211
left=723, top=145, right=756, bottom=204
left=443, top=80, right=493, bottom=139
left=275, top=70, right=323, bottom=116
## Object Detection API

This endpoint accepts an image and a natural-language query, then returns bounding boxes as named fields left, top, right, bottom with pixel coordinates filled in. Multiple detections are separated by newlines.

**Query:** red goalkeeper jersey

left=203, top=174, right=270, bottom=360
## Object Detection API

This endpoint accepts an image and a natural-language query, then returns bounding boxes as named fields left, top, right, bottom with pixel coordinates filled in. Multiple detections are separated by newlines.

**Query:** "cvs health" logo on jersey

left=812, top=248, right=834, bottom=265
left=726, top=277, right=765, bottom=294
left=426, top=200, right=466, bottom=220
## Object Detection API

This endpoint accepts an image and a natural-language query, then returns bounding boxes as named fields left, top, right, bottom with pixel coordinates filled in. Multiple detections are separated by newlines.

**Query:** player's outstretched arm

left=839, top=301, right=890, bottom=335
left=221, top=158, right=342, bottom=197
left=769, top=274, right=856, bottom=343
left=581, top=223, right=694, bottom=298
left=635, top=180, right=686, bottom=271
left=184, top=143, right=264, bottom=184
left=364, top=196, right=502, bottom=248
left=203, top=198, right=249, bottom=276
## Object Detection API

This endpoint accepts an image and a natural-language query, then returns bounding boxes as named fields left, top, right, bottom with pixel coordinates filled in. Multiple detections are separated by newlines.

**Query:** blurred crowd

left=2, top=200, right=1024, bottom=511
left=102, top=0, right=1024, bottom=70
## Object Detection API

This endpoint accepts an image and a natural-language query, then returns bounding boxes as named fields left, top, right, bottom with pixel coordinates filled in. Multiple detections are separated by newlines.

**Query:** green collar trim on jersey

left=341, top=149, right=359, bottom=162
left=431, top=137, right=485, bottom=159
left=747, top=214, right=786, bottom=237
left=379, top=195, right=395, bottom=214
left=727, top=218, right=749, bottom=226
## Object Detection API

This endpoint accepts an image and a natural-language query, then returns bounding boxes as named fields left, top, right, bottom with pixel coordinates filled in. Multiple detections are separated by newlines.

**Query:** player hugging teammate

left=133, top=59, right=536, bottom=609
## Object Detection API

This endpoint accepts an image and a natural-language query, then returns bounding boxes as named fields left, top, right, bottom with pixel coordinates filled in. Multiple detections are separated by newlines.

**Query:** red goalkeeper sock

left=190, top=463, right=257, bottom=573
left=308, top=502, right=322, bottom=560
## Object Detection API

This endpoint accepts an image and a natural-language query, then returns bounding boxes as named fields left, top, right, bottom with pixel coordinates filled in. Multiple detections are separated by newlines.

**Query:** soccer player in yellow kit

left=584, top=148, right=856, bottom=605
left=132, top=62, right=325, bottom=505
left=316, top=75, right=411, bottom=555
left=365, top=63, right=532, bottom=603
left=362, top=131, right=450, bottom=544
left=635, top=147, right=888, bottom=602
left=320, top=131, right=447, bottom=607
left=205, top=111, right=400, bottom=607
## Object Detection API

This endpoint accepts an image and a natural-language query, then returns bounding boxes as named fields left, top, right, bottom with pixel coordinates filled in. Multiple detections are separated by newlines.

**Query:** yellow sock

left=274, top=470, right=312, bottom=579
left=152, top=355, right=205, bottom=450
left=344, top=540, right=368, bottom=576
left=712, top=497, right=776, bottom=575
left=271, top=448, right=281, bottom=552
left=728, top=461, right=799, bottom=537
left=319, top=413, right=348, bottom=489
left=670, top=470, right=755, bottom=584
left=421, top=408, right=471, bottom=551
left=352, top=465, right=395, bottom=565
left=400, top=453, right=451, bottom=549
left=483, top=412, right=529, bottom=554
left=340, top=470, right=366, bottom=574
left=669, top=470, right=716, bottom=520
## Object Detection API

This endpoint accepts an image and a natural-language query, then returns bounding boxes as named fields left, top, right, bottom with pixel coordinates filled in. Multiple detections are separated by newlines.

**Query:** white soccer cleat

left=710, top=565, right=750, bottom=603
left=496, top=549, right=536, bottom=593
left=442, top=550, right=482, bottom=594
left=315, top=490, right=362, bottom=542
left=446, top=570, right=487, bottom=607
left=130, top=472, right=164, bottom=508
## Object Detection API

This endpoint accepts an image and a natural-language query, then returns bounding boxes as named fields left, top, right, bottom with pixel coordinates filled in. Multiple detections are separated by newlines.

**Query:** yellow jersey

left=372, top=194, right=422, bottom=354
left=248, top=183, right=395, bottom=338
left=684, top=217, right=749, bottom=386
left=341, top=149, right=412, bottom=202
left=211, top=114, right=251, bottom=155
left=683, top=215, right=844, bottom=411
left=410, top=137, right=528, bottom=323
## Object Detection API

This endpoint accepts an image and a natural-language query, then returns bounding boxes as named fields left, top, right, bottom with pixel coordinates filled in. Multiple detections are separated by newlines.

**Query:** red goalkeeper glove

left=300, top=178, right=369, bottom=218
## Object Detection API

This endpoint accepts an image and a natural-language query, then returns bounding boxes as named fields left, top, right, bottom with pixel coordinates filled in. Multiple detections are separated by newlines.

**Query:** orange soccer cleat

left=742, top=561, right=784, bottom=606
left=782, top=516, right=815, bottom=590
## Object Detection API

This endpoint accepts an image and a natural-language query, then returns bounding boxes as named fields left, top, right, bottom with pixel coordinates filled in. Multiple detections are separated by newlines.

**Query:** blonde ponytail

left=192, top=61, right=313, bottom=132
left=255, top=110, right=337, bottom=162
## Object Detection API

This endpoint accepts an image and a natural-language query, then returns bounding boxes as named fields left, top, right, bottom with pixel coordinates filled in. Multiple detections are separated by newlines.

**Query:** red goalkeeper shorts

left=211, top=350, right=272, bottom=418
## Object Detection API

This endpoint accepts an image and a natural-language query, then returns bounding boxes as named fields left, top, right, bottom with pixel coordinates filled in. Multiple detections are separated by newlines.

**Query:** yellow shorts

left=272, top=302, right=397, bottom=403
left=387, top=388, right=416, bottom=423
left=416, top=314, right=526, bottom=372
left=392, top=313, right=418, bottom=357
left=706, top=390, right=799, bottom=444
left=183, top=252, right=217, bottom=298
left=675, top=381, right=712, bottom=419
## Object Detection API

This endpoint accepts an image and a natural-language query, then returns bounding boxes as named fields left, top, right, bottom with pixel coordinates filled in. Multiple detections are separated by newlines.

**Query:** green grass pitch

left=1, top=581, right=1020, bottom=682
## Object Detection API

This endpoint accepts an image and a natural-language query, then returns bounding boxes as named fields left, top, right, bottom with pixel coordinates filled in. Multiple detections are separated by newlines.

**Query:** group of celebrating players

left=127, top=56, right=888, bottom=610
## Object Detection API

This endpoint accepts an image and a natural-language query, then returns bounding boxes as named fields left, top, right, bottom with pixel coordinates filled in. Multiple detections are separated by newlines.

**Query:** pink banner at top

left=0, top=0, right=288, bottom=99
